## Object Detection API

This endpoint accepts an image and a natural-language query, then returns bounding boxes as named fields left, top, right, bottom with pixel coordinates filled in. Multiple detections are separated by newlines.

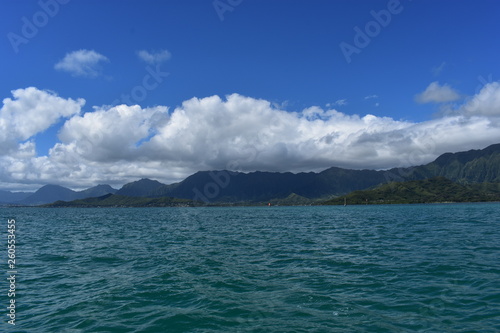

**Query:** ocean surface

left=2, top=204, right=500, bottom=332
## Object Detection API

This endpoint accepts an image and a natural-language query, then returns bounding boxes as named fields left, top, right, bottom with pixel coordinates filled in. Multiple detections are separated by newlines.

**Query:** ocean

left=2, top=204, right=500, bottom=332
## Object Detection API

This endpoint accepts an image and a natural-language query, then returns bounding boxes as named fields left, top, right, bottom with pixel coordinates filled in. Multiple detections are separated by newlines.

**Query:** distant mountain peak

left=7, top=183, right=117, bottom=206
left=116, top=178, right=165, bottom=197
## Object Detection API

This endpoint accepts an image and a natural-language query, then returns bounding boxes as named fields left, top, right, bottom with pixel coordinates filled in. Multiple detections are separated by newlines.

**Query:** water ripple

left=3, top=204, right=500, bottom=332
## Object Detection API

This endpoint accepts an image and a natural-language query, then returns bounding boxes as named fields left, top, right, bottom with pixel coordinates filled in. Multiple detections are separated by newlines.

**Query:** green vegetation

left=268, top=193, right=316, bottom=206
left=322, top=177, right=500, bottom=205
left=406, top=143, right=500, bottom=183
left=45, top=194, right=197, bottom=208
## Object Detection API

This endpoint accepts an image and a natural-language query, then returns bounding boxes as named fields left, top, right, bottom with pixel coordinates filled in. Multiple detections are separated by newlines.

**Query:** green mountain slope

left=403, top=143, right=500, bottom=183
left=322, top=177, right=500, bottom=205
left=46, top=194, right=196, bottom=207
left=151, top=168, right=390, bottom=203
left=149, top=144, right=500, bottom=203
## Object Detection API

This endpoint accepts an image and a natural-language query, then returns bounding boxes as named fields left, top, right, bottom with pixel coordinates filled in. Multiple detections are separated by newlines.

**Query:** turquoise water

left=2, top=204, right=500, bottom=332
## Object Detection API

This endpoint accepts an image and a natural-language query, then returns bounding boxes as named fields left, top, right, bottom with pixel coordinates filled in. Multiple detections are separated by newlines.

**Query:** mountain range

left=3, top=143, right=500, bottom=206
left=1, top=184, right=117, bottom=206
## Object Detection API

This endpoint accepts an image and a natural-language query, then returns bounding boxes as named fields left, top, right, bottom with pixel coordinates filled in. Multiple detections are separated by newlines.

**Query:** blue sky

left=1, top=0, right=500, bottom=191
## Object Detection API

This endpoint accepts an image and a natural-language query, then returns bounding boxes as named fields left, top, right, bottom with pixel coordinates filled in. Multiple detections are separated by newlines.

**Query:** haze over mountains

left=1, top=185, right=117, bottom=206
left=2, top=143, right=500, bottom=206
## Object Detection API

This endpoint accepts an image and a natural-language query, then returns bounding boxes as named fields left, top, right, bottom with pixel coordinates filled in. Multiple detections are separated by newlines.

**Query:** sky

left=1, top=0, right=500, bottom=191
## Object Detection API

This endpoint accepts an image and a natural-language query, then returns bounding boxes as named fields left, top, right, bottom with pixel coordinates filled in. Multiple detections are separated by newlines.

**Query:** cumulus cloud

left=415, top=81, right=461, bottom=103
left=137, top=49, right=171, bottom=65
left=0, top=87, right=84, bottom=153
left=54, top=49, right=109, bottom=78
left=58, top=104, right=169, bottom=161
left=461, top=82, right=500, bottom=116
left=1, top=86, right=500, bottom=190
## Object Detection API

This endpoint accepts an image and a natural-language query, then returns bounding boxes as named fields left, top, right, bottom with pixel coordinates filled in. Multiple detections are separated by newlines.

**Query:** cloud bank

left=1, top=84, right=500, bottom=190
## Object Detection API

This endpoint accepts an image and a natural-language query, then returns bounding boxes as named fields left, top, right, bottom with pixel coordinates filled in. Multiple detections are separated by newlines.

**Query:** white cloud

left=364, top=94, right=378, bottom=100
left=0, top=87, right=84, bottom=154
left=461, top=82, right=500, bottom=116
left=326, top=99, right=347, bottom=108
left=54, top=49, right=109, bottom=78
left=1, top=86, right=500, bottom=191
left=415, top=81, right=461, bottom=103
left=58, top=104, right=169, bottom=161
left=137, top=49, right=171, bottom=65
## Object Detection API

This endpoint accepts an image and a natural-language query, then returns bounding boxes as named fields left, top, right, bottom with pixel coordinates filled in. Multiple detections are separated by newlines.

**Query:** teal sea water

left=2, top=204, right=500, bottom=332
